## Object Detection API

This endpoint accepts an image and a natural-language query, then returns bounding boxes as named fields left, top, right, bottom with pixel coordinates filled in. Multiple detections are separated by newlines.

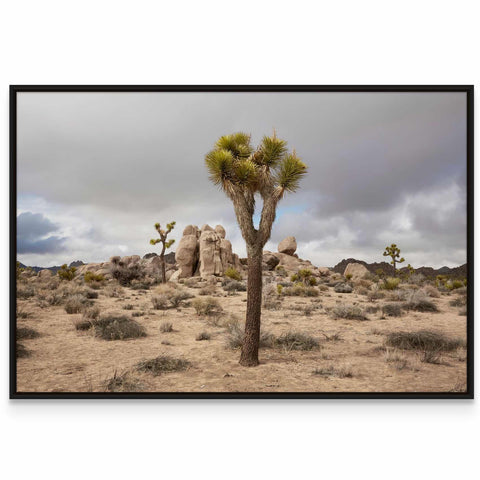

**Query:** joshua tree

left=383, top=243, right=405, bottom=277
left=150, top=221, right=176, bottom=283
left=205, top=132, right=307, bottom=366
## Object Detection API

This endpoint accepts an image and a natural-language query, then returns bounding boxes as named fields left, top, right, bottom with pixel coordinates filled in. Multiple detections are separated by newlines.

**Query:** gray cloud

left=17, top=212, right=67, bottom=254
left=16, top=91, right=467, bottom=268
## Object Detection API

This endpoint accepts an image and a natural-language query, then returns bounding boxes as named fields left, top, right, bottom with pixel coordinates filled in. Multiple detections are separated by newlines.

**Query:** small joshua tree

left=383, top=244, right=405, bottom=277
left=205, top=131, right=307, bottom=366
left=150, top=221, right=176, bottom=283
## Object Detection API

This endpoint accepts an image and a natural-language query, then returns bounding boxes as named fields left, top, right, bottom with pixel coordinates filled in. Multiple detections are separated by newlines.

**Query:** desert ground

left=15, top=261, right=467, bottom=394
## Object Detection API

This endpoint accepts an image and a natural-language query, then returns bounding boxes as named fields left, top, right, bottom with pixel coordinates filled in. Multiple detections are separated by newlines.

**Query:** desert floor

left=16, top=278, right=468, bottom=394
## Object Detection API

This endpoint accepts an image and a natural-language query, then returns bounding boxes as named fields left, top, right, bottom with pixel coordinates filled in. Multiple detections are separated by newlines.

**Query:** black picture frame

left=10, top=85, right=474, bottom=399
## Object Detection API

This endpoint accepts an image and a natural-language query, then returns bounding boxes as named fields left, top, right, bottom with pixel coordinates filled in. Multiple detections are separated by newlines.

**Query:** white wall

left=1, top=1, right=478, bottom=479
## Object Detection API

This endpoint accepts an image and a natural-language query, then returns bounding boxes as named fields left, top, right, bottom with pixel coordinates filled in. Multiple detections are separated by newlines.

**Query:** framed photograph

left=10, top=85, right=473, bottom=399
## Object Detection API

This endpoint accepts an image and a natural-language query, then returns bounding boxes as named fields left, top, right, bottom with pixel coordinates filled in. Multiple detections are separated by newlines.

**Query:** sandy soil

left=16, top=279, right=467, bottom=393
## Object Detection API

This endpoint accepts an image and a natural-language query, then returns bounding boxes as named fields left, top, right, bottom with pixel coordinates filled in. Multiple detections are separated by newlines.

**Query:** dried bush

left=402, top=290, right=439, bottom=312
left=199, top=285, right=217, bottom=296
left=330, top=303, right=368, bottom=321
left=17, top=327, right=40, bottom=340
left=110, top=263, right=145, bottom=286
left=382, top=303, right=403, bottom=317
left=276, top=331, right=319, bottom=351
left=423, top=285, right=441, bottom=298
left=196, top=331, right=211, bottom=341
left=225, top=322, right=275, bottom=349
left=313, top=365, right=353, bottom=378
left=449, top=296, right=466, bottom=307
left=191, top=297, right=222, bottom=316
left=17, top=342, right=30, bottom=358
left=368, top=290, right=386, bottom=301
left=136, top=355, right=190, bottom=376
left=160, top=322, right=173, bottom=333
left=92, top=315, right=147, bottom=340
left=104, top=370, right=144, bottom=392
left=222, top=279, right=247, bottom=292
left=385, top=330, right=465, bottom=352
left=283, top=284, right=319, bottom=297
left=64, top=294, right=92, bottom=314
left=17, top=286, right=35, bottom=299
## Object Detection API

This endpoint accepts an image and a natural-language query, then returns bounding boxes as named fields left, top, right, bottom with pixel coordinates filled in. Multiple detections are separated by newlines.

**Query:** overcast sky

left=16, top=91, right=467, bottom=268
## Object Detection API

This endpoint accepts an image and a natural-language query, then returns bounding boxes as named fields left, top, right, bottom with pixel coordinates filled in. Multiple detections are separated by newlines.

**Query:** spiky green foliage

left=149, top=221, right=176, bottom=283
left=58, top=264, right=76, bottom=281
left=383, top=244, right=405, bottom=277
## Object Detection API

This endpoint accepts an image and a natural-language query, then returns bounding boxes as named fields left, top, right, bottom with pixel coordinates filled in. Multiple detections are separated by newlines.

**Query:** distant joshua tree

left=150, top=221, right=176, bottom=283
left=383, top=243, right=405, bottom=277
left=205, top=132, right=307, bottom=366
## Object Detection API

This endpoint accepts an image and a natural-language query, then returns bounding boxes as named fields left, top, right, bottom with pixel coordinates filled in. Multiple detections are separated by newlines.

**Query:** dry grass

left=195, top=331, right=211, bottom=341
left=191, top=297, right=222, bottom=316
left=160, top=322, right=173, bottom=333
left=275, top=331, right=319, bottom=351
left=385, top=330, right=465, bottom=352
left=104, top=370, right=145, bottom=392
left=331, top=303, right=368, bottom=321
left=313, top=364, right=354, bottom=378
left=136, top=355, right=190, bottom=376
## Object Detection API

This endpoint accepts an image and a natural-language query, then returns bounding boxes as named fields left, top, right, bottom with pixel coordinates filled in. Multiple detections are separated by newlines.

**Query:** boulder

left=263, top=252, right=280, bottom=271
left=220, top=238, right=233, bottom=267
left=334, top=282, right=353, bottom=293
left=344, top=262, right=369, bottom=281
left=278, top=236, right=297, bottom=255
left=38, top=269, right=53, bottom=279
left=175, top=234, right=199, bottom=278
left=143, top=252, right=158, bottom=259
left=215, top=225, right=226, bottom=239
left=183, top=225, right=199, bottom=237
left=199, top=230, right=223, bottom=277
left=201, top=224, right=214, bottom=232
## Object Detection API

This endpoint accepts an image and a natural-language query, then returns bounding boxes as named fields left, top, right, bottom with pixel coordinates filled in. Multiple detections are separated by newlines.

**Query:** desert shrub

left=420, top=350, right=442, bottom=364
left=196, top=331, right=211, bottom=341
left=104, top=370, right=144, bottom=392
left=345, top=273, right=353, bottom=281
left=83, top=289, right=99, bottom=299
left=368, top=290, right=386, bottom=301
left=321, top=332, right=342, bottom=342
left=355, top=286, right=369, bottom=296
left=317, top=284, right=328, bottom=292
left=17, top=327, right=40, bottom=340
left=408, top=273, right=425, bottom=285
left=104, top=285, right=124, bottom=298
left=313, top=365, right=353, bottom=378
left=262, top=283, right=282, bottom=310
left=380, top=277, right=401, bottom=290
left=385, top=330, right=465, bottom=352
left=199, top=285, right=217, bottom=296
left=331, top=303, right=368, bottom=321
left=291, top=269, right=318, bottom=286
left=402, top=290, right=438, bottom=312
left=191, top=297, right=222, bottom=316
left=382, top=303, right=403, bottom=317
left=92, top=315, right=147, bottom=340
left=151, top=294, right=170, bottom=310
left=445, top=279, right=465, bottom=291
left=283, top=283, right=319, bottom=297
left=17, top=342, right=30, bottom=358
left=225, top=321, right=275, bottom=349
left=73, top=317, right=93, bottom=331
left=84, top=271, right=105, bottom=284
left=160, top=322, right=173, bottom=333
left=130, top=279, right=152, bottom=290
left=17, top=286, right=35, bottom=299
left=355, top=278, right=373, bottom=289
left=152, top=287, right=193, bottom=309
left=423, top=285, right=440, bottom=298
left=276, top=331, right=319, bottom=350
left=449, top=296, right=466, bottom=307
left=136, top=355, right=190, bottom=376
left=64, top=294, right=92, bottom=314
left=223, top=279, right=247, bottom=292
left=83, top=305, right=101, bottom=320
left=132, top=311, right=144, bottom=317
left=334, top=282, right=353, bottom=293
left=58, top=264, right=76, bottom=281
left=110, top=263, right=144, bottom=286
left=46, top=292, right=64, bottom=306
left=123, top=304, right=134, bottom=310
left=384, top=348, right=409, bottom=370
left=224, top=267, right=242, bottom=281
left=275, top=265, right=287, bottom=276
left=170, top=290, right=194, bottom=307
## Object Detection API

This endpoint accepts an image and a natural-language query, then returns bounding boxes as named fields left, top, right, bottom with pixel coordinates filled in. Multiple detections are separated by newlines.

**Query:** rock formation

left=278, top=236, right=297, bottom=255
left=343, top=262, right=369, bottom=280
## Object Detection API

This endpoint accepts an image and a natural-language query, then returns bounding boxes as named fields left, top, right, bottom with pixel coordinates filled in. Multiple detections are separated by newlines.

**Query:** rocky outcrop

left=344, top=262, right=369, bottom=280
left=278, top=236, right=297, bottom=255
left=176, top=224, right=242, bottom=279
left=263, top=252, right=280, bottom=271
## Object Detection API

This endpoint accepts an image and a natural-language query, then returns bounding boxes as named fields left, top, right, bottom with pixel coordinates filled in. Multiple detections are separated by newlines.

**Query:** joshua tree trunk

left=239, top=243, right=263, bottom=367
left=160, top=245, right=166, bottom=283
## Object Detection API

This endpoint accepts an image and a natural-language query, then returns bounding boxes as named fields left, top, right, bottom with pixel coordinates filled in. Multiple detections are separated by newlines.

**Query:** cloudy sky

left=17, top=91, right=467, bottom=268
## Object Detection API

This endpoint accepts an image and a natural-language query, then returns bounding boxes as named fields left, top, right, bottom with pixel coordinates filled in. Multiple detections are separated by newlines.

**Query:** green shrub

left=84, top=271, right=105, bottom=284
left=224, top=267, right=242, bottom=281
left=381, top=277, right=401, bottom=290
left=58, top=264, right=76, bottom=281
left=283, top=283, right=319, bottom=297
